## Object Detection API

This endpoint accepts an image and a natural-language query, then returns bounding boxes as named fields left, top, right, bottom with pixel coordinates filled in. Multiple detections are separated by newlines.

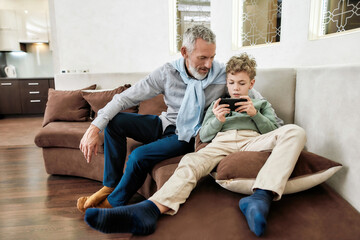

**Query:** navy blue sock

left=85, top=200, right=160, bottom=235
left=239, top=189, right=273, bottom=237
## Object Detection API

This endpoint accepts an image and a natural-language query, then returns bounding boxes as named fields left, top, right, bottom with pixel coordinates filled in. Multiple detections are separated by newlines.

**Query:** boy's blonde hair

left=226, top=53, right=257, bottom=80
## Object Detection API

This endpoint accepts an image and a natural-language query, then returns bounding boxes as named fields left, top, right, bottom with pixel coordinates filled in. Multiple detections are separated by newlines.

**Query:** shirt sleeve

left=250, top=101, right=278, bottom=134
left=92, top=66, right=165, bottom=131
left=249, top=88, right=284, bottom=127
left=199, top=102, right=224, bottom=142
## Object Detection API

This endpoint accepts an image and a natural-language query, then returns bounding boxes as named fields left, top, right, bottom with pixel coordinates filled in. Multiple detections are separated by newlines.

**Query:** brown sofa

left=34, top=83, right=360, bottom=239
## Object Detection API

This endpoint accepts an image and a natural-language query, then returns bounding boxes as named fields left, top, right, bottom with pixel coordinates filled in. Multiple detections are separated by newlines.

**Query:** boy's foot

left=85, top=200, right=160, bottom=235
left=77, top=186, right=114, bottom=213
left=239, top=189, right=273, bottom=237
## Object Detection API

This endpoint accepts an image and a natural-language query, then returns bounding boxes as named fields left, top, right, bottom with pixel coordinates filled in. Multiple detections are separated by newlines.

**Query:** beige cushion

left=212, top=151, right=342, bottom=195
left=42, top=84, right=96, bottom=127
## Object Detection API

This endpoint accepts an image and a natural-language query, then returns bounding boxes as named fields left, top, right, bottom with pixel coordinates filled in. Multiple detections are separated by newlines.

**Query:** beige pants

left=150, top=124, right=306, bottom=215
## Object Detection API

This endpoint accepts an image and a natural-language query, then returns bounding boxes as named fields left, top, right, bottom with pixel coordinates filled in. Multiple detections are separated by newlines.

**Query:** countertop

left=0, top=77, right=54, bottom=80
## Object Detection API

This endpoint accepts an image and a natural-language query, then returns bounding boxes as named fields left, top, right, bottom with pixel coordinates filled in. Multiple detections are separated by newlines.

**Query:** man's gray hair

left=182, top=25, right=216, bottom=53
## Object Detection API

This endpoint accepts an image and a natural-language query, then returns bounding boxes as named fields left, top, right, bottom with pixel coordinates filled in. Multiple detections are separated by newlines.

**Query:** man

left=77, top=25, right=282, bottom=214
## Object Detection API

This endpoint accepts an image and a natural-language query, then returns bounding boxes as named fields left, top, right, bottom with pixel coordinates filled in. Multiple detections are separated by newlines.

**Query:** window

left=232, top=0, right=282, bottom=49
left=169, top=0, right=211, bottom=54
left=323, top=0, right=360, bottom=34
left=309, top=0, right=360, bottom=39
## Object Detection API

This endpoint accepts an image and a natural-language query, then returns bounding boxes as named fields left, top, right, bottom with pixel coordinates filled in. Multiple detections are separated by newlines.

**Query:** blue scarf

left=172, top=58, right=226, bottom=142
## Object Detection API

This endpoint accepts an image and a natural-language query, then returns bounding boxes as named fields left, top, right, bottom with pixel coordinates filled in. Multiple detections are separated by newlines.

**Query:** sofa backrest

left=255, top=68, right=297, bottom=125
left=295, top=64, right=360, bottom=212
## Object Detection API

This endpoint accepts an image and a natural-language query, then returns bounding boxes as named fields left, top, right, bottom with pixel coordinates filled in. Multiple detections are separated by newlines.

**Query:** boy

left=84, top=53, right=306, bottom=237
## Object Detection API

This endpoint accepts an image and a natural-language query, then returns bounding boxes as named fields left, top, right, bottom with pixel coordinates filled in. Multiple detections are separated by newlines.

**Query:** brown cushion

left=212, top=151, right=342, bottom=195
left=151, top=155, right=183, bottom=190
left=138, top=94, right=167, bottom=116
left=42, top=84, right=96, bottom=127
left=81, top=84, right=138, bottom=114
left=34, top=121, right=105, bottom=152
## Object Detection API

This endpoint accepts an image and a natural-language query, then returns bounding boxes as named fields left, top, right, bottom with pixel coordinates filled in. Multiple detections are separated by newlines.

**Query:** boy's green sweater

left=199, top=99, right=278, bottom=142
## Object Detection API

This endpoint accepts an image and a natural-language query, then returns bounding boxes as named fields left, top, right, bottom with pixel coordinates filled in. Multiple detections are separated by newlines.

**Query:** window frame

left=168, top=0, right=211, bottom=54
left=309, top=0, right=360, bottom=40
left=231, top=0, right=282, bottom=50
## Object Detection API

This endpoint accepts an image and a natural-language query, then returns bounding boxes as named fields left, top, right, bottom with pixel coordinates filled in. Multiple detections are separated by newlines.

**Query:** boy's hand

left=234, top=96, right=257, bottom=116
left=213, top=98, right=230, bottom=122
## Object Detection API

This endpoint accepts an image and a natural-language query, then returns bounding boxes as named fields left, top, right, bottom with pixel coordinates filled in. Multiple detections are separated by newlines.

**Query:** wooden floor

left=0, top=117, right=143, bottom=240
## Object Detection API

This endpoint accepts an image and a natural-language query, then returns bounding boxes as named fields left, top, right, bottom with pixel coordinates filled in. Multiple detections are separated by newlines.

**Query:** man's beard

left=188, top=62, right=209, bottom=80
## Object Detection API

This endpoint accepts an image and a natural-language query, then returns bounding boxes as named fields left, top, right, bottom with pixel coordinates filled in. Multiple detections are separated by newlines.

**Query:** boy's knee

left=177, top=153, right=205, bottom=180
left=280, top=124, right=307, bottom=142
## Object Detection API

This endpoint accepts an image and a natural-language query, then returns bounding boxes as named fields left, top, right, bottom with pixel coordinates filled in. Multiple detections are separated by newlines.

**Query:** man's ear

left=249, top=79, right=255, bottom=89
left=180, top=46, right=187, bottom=58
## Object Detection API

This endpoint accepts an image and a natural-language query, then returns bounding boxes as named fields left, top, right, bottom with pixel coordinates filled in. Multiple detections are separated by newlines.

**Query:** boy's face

left=226, top=71, right=255, bottom=98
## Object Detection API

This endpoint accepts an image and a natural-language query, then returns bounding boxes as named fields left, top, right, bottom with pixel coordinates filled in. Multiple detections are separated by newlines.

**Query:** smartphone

left=219, top=98, right=247, bottom=111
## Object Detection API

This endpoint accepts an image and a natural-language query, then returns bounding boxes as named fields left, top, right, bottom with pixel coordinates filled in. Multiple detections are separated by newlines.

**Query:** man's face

left=182, top=38, right=216, bottom=80
left=226, top=71, right=255, bottom=98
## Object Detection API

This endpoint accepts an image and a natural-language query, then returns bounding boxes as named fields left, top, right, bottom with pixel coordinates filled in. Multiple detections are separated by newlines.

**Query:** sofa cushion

left=255, top=68, right=296, bottom=124
left=81, top=84, right=138, bottom=115
left=151, top=155, right=184, bottom=190
left=212, top=151, right=342, bottom=195
left=34, top=121, right=105, bottom=153
left=149, top=149, right=342, bottom=197
left=138, top=94, right=167, bottom=116
left=42, top=84, right=97, bottom=127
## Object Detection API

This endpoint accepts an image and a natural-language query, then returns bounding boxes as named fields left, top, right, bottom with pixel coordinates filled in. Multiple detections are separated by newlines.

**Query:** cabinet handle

left=1, top=83, right=12, bottom=86
left=28, top=83, right=39, bottom=86
left=29, top=91, right=40, bottom=94
left=30, top=100, right=41, bottom=103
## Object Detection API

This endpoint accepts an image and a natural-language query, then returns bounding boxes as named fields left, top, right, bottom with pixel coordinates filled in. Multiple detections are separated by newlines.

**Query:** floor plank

left=0, top=145, right=135, bottom=240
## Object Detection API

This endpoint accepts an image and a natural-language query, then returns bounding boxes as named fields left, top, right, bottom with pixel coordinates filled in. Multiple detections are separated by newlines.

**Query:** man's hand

left=213, top=98, right=230, bottom=123
left=234, top=96, right=257, bottom=117
left=79, top=124, right=101, bottom=163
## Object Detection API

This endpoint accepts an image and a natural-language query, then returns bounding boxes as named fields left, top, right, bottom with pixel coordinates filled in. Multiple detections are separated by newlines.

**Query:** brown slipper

left=77, top=196, right=89, bottom=213
left=77, top=186, right=114, bottom=213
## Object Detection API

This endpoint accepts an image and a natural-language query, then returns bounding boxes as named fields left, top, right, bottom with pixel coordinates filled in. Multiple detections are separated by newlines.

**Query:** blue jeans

left=103, top=112, right=195, bottom=207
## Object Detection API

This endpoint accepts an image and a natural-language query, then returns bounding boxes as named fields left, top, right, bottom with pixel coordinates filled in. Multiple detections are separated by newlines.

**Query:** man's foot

left=77, top=186, right=114, bottom=213
left=85, top=200, right=160, bottom=235
left=239, top=189, right=273, bottom=237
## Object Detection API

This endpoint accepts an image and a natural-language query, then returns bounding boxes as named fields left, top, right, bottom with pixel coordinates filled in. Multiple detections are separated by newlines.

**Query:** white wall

left=50, top=0, right=360, bottom=75
left=212, top=0, right=360, bottom=68
left=51, top=0, right=179, bottom=75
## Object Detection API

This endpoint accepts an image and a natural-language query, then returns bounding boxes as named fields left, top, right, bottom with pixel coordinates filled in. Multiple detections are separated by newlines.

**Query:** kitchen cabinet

left=0, top=10, right=21, bottom=51
left=0, top=79, right=22, bottom=114
left=16, top=10, right=49, bottom=43
left=0, top=78, right=54, bottom=114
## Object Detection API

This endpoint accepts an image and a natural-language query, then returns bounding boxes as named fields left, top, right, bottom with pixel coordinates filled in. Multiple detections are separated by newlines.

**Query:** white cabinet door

left=0, top=30, right=21, bottom=51
left=17, top=10, right=49, bottom=43
left=0, top=10, right=20, bottom=51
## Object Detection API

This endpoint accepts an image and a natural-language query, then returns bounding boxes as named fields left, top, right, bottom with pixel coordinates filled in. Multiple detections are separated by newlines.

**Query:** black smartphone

left=219, top=98, right=247, bottom=111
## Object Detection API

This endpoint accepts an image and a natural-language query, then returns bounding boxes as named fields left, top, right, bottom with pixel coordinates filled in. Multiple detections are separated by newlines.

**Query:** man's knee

left=107, top=112, right=134, bottom=131
left=126, top=147, right=151, bottom=172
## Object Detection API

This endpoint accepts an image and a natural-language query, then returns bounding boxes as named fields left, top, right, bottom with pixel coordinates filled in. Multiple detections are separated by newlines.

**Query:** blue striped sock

left=85, top=200, right=160, bottom=235
left=239, top=189, right=273, bottom=237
